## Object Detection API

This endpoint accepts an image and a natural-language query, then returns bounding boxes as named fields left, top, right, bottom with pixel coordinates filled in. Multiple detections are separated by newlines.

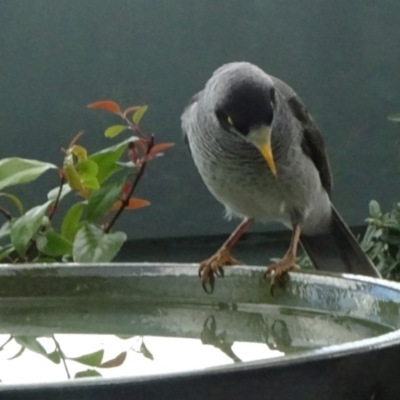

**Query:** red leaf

left=111, top=197, right=150, bottom=211
left=123, top=105, right=141, bottom=117
left=128, top=145, right=139, bottom=165
left=68, top=131, right=84, bottom=148
left=149, top=142, right=174, bottom=156
left=135, top=139, right=148, bottom=153
left=87, top=101, right=121, bottom=114
left=126, top=198, right=150, bottom=209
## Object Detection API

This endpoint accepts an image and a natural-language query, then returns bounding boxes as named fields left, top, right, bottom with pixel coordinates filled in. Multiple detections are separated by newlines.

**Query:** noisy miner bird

left=181, top=62, right=379, bottom=293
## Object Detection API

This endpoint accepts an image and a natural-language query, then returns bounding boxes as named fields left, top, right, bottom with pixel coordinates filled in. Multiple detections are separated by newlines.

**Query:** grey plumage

left=182, top=62, right=379, bottom=278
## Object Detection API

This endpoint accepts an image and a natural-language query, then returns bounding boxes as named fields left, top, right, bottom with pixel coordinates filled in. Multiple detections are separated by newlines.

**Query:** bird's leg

left=264, top=223, right=301, bottom=294
left=199, top=218, right=252, bottom=293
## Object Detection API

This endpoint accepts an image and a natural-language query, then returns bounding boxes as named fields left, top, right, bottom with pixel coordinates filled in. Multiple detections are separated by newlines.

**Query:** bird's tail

left=300, top=205, right=381, bottom=277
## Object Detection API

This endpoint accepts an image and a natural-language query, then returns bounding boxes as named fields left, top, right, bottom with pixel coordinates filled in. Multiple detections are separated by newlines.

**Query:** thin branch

left=104, top=135, right=154, bottom=234
left=0, top=206, right=12, bottom=221
left=49, top=175, right=66, bottom=221
left=52, top=335, right=71, bottom=379
left=121, top=114, right=150, bottom=142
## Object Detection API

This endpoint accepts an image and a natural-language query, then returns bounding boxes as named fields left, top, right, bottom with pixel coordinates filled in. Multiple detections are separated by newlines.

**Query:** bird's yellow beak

left=248, top=126, right=277, bottom=177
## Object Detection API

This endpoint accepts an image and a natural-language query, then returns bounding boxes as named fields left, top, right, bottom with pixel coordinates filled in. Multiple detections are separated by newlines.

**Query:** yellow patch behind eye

left=227, top=116, right=233, bottom=126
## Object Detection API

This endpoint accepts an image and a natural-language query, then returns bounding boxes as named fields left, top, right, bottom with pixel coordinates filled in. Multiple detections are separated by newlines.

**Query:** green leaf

left=361, top=225, right=376, bottom=251
left=0, top=221, right=11, bottom=241
left=47, top=184, right=73, bottom=202
left=81, top=177, right=100, bottom=190
left=89, top=136, right=138, bottom=184
left=76, top=160, right=98, bottom=180
left=86, top=177, right=125, bottom=223
left=36, top=231, right=73, bottom=257
left=74, top=369, right=102, bottom=379
left=0, top=244, right=15, bottom=262
left=104, top=125, right=128, bottom=138
left=10, top=201, right=52, bottom=256
left=63, top=164, right=84, bottom=191
left=387, top=112, right=400, bottom=122
left=61, top=203, right=85, bottom=242
left=0, top=158, right=56, bottom=191
left=369, top=200, right=381, bottom=218
left=0, top=193, right=23, bottom=214
left=71, top=145, right=88, bottom=162
left=132, top=105, right=148, bottom=125
left=73, top=224, right=127, bottom=262
left=69, top=349, right=104, bottom=367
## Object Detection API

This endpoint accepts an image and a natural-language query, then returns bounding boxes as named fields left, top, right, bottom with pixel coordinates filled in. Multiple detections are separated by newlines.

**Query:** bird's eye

left=270, top=87, right=276, bottom=106
left=215, top=109, right=234, bottom=131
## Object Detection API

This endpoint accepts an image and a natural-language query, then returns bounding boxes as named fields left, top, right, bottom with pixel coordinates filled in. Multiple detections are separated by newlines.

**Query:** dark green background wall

left=1, top=0, right=399, bottom=239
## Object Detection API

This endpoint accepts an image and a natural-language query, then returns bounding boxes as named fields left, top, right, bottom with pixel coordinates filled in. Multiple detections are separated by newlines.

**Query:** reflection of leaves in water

left=14, top=336, right=47, bottom=358
left=140, top=341, right=154, bottom=360
left=8, top=346, right=25, bottom=360
left=69, top=349, right=104, bottom=367
left=2, top=335, right=131, bottom=381
left=47, top=349, right=61, bottom=364
left=131, top=337, right=154, bottom=360
left=14, top=336, right=61, bottom=364
left=74, top=369, right=102, bottom=379
left=100, top=351, right=127, bottom=368
left=115, top=335, right=135, bottom=340
left=0, top=336, right=12, bottom=351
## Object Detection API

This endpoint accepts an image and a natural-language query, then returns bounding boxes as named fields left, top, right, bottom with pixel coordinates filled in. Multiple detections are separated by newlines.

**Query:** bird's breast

left=189, top=126, right=290, bottom=222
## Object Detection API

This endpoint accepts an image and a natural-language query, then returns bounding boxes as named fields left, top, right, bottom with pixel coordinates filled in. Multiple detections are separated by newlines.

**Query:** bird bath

left=1, top=263, right=400, bottom=400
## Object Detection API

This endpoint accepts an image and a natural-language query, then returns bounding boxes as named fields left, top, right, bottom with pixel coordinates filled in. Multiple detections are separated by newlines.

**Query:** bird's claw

left=264, top=254, right=298, bottom=296
left=198, top=248, right=239, bottom=293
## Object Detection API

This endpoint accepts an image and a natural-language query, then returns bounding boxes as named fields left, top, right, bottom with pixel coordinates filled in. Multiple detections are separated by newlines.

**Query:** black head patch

left=216, top=78, right=275, bottom=135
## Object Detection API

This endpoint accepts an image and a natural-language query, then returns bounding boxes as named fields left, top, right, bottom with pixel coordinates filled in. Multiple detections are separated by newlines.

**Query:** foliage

left=0, top=100, right=173, bottom=264
left=360, top=200, right=400, bottom=280
left=0, top=334, right=153, bottom=380
left=294, top=199, right=400, bottom=280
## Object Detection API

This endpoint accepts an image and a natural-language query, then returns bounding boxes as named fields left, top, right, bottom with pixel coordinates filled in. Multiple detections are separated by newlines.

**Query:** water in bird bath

left=0, top=301, right=392, bottom=384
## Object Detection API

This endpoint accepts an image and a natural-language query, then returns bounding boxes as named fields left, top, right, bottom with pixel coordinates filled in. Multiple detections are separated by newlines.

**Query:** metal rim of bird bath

left=0, top=263, right=400, bottom=394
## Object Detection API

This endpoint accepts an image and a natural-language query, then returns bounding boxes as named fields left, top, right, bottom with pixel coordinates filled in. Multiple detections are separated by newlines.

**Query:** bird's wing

left=181, top=91, right=202, bottom=152
left=270, top=76, right=333, bottom=197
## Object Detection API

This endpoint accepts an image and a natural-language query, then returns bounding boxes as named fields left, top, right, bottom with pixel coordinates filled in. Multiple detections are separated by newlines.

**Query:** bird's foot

left=199, top=247, right=239, bottom=293
left=264, top=253, right=298, bottom=296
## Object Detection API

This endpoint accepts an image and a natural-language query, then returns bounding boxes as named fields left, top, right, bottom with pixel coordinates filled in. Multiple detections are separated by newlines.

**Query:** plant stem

left=121, top=114, right=150, bottom=142
left=104, top=135, right=154, bottom=234
left=49, top=175, right=66, bottom=221
left=52, top=335, right=71, bottom=379
left=0, top=206, right=12, bottom=221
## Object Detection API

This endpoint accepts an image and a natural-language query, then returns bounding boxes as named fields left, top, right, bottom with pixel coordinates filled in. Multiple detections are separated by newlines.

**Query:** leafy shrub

left=0, top=100, right=173, bottom=264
